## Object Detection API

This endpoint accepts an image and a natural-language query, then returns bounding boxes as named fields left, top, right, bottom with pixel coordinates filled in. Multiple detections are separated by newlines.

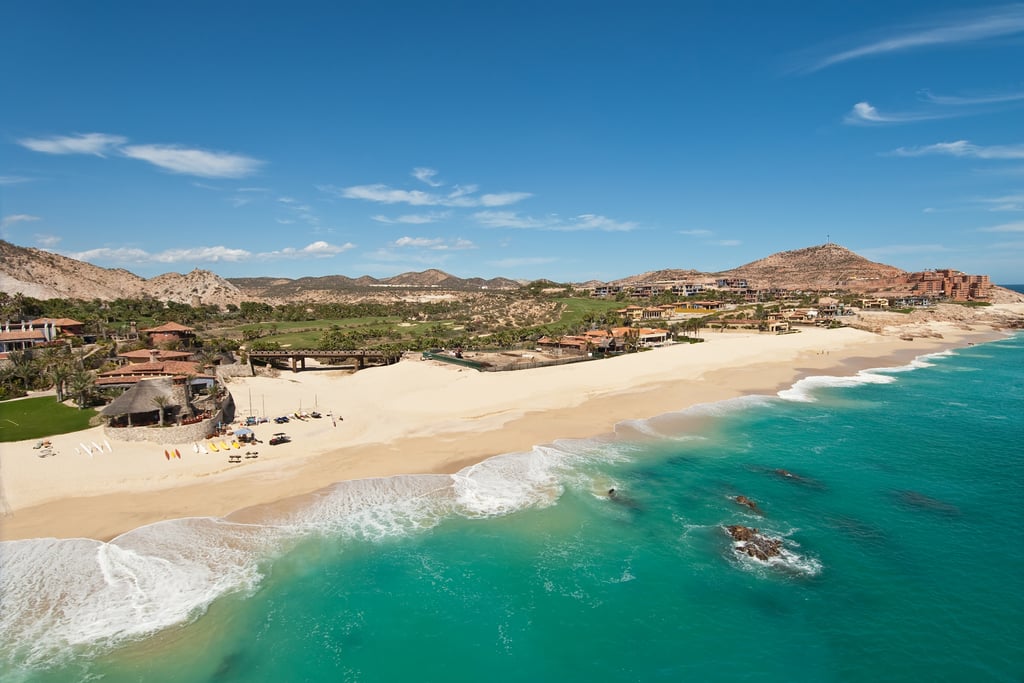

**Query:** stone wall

left=104, top=393, right=236, bottom=444
left=216, top=363, right=254, bottom=380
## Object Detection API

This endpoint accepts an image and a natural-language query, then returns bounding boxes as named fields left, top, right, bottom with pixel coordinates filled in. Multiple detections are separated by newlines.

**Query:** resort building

left=95, top=357, right=214, bottom=391
left=118, top=348, right=194, bottom=364
left=142, top=321, right=197, bottom=347
left=0, top=318, right=84, bottom=358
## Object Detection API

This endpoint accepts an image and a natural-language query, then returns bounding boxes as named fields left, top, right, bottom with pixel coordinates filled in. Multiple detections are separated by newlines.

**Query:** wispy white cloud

left=473, top=211, right=638, bottom=232
left=120, top=144, right=264, bottom=178
left=710, top=239, right=742, bottom=247
left=68, top=241, right=354, bottom=265
left=919, top=87, right=1024, bottom=106
left=320, top=169, right=531, bottom=208
left=412, top=167, right=443, bottom=187
left=678, top=229, right=712, bottom=236
left=804, top=4, right=1024, bottom=73
left=0, top=175, right=34, bottom=185
left=977, top=220, right=1024, bottom=232
left=970, top=192, right=1024, bottom=212
left=371, top=211, right=452, bottom=224
left=275, top=196, right=320, bottom=226
left=844, top=101, right=953, bottom=125
left=0, top=214, right=41, bottom=229
left=19, top=132, right=265, bottom=179
left=324, top=183, right=531, bottom=208
left=890, top=140, right=1024, bottom=159
left=393, top=236, right=476, bottom=250
left=34, top=234, right=61, bottom=248
left=271, top=241, right=355, bottom=258
left=18, top=132, right=127, bottom=156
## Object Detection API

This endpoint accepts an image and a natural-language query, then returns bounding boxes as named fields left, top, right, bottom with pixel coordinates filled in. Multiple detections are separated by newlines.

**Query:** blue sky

left=3, top=1, right=1024, bottom=284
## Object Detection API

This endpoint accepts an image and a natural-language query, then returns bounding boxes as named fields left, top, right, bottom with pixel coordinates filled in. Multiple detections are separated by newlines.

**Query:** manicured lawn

left=0, top=397, right=97, bottom=442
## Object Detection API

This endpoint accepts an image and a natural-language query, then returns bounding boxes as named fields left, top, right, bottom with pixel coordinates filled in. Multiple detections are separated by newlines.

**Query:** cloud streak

left=920, top=88, right=1024, bottom=106
left=18, top=132, right=264, bottom=179
left=412, top=167, right=443, bottom=187
left=977, top=220, right=1024, bottom=232
left=67, top=241, right=354, bottom=266
left=121, top=144, right=264, bottom=178
left=18, top=132, right=126, bottom=156
left=844, top=101, right=954, bottom=125
left=393, top=236, right=475, bottom=250
left=0, top=214, right=41, bottom=229
left=326, top=183, right=531, bottom=208
left=473, top=211, right=638, bottom=232
left=891, top=140, right=1024, bottom=159
left=805, top=4, right=1024, bottom=72
left=371, top=211, right=452, bottom=224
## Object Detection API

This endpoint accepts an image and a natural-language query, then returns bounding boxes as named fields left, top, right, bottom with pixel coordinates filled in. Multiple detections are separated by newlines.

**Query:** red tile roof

left=118, top=349, right=193, bottom=361
left=141, top=322, right=195, bottom=334
left=0, top=329, right=46, bottom=342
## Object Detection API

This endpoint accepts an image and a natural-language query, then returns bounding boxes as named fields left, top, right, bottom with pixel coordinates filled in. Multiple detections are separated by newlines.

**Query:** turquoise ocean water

left=2, top=331, right=1022, bottom=682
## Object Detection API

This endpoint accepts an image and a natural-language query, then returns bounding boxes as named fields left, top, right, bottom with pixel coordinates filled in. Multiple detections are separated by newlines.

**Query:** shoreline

left=0, top=324, right=1014, bottom=543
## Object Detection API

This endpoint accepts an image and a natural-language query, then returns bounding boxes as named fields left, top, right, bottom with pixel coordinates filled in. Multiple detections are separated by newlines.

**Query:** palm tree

left=152, top=395, right=171, bottom=427
left=7, top=349, right=37, bottom=393
left=49, top=362, right=72, bottom=402
left=68, top=368, right=95, bottom=409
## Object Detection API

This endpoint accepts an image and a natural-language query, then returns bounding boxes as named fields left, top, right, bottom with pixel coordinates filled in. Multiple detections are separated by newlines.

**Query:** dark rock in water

left=735, top=495, right=764, bottom=515
left=894, top=490, right=961, bottom=516
left=726, top=525, right=783, bottom=561
left=770, top=468, right=826, bottom=490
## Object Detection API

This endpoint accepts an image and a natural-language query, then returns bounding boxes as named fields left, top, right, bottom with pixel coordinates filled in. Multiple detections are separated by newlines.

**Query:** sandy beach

left=0, top=321, right=1013, bottom=542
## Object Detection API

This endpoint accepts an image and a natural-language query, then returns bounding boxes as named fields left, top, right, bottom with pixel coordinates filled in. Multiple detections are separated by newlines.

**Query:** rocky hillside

left=0, top=240, right=245, bottom=308
left=719, top=243, right=906, bottom=289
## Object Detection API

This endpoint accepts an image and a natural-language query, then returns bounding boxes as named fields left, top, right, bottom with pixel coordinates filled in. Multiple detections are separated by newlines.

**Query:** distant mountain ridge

left=2, top=239, right=1011, bottom=306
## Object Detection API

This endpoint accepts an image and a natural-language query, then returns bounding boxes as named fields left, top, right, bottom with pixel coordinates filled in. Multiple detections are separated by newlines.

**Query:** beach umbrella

left=234, top=427, right=254, bottom=436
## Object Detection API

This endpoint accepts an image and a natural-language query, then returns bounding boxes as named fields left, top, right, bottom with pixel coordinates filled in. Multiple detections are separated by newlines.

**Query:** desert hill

left=719, top=243, right=906, bottom=289
left=0, top=240, right=245, bottom=308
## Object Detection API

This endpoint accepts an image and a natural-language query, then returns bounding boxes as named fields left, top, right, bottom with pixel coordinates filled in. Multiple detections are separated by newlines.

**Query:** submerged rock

left=735, top=495, right=763, bottom=515
left=726, top=525, right=783, bottom=561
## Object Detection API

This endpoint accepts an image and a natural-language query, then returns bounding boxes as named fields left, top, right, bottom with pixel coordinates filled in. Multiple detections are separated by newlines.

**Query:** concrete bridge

left=247, top=349, right=401, bottom=372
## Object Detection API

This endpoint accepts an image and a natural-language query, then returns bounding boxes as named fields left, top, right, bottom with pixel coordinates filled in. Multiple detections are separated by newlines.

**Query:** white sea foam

left=269, top=474, right=455, bottom=540
left=726, top=527, right=823, bottom=578
left=452, top=446, right=566, bottom=518
left=778, top=370, right=897, bottom=403
left=0, top=518, right=274, bottom=671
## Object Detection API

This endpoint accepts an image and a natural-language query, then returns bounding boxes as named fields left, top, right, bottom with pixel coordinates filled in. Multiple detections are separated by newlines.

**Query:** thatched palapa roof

left=101, top=377, right=178, bottom=417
